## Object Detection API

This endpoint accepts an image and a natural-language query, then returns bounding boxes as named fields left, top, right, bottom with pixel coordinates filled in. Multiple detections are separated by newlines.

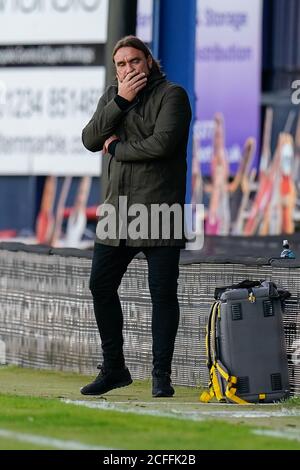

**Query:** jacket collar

left=145, top=69, right=166, bottom=91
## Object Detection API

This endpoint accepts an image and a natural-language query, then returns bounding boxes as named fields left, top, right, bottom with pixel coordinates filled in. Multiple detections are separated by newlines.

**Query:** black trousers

left=89, top=242, right=181, bottom=374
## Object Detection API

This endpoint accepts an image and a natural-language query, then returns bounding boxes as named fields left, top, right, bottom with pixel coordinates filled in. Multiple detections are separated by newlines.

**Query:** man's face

left=114, top=46, right=152, bottom=82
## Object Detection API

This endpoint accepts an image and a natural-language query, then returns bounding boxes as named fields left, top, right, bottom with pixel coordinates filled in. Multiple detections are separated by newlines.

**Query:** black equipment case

left=200, top=280, right=290, bottom=404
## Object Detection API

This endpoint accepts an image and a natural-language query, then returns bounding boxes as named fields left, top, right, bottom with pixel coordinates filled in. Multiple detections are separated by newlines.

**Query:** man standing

left=81, top=36, right=191, bottom=397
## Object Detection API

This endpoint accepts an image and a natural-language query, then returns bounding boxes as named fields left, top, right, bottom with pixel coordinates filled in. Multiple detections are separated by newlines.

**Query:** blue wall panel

left=0, top=176, right=36, bottom=234
left=152, top=0, right=196, bottom=204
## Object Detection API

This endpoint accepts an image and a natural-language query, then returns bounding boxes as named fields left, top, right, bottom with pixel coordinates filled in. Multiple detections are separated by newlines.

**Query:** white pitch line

left=63, top=399, right=300, bottom=420
left=187, top=409, right=300, bottom=419
left=62, top=399, right=205, bottom=421
left=252, top=429, right=300, bottom=443
left=0, top=429, right=114, bottom=450
left=63, top=401, right=300, bottom=446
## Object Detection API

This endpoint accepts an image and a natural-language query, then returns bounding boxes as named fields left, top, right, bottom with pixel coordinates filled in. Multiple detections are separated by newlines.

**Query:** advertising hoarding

left=0, top=0, right=108, bottom=44
left=194, top=0, right=262, bottom=175
left=0, top=67, right=104, bottom=175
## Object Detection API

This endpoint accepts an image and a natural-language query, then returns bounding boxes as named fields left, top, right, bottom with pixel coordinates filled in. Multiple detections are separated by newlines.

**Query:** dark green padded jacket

left=82, top=70, right=192, bottom=247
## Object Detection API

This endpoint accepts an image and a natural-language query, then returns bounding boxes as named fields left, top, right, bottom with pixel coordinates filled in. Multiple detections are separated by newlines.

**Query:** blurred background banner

left=1, top=0, right=300, bottom=240
left=137, top=0, right=153, bottom=43
left=0, top=0, right=108, bottom=176
left=194, top=0, right=262, bottom=176
left=0, top=0, right=108, bottom=44
left=0, top=67, right=105, bottom=176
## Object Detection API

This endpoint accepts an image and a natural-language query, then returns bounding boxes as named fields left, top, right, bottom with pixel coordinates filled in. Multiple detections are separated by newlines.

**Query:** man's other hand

left=103, top=135, right=119, bottom=154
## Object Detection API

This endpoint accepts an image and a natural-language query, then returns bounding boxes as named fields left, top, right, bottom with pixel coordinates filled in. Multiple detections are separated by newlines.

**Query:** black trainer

left=80, top=365, right=132, bottom=396
left=152, top=371, right=175, bottom=398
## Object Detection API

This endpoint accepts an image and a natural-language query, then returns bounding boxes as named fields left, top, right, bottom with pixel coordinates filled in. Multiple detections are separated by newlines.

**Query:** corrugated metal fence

left=0, top=242, right=299, bottom=396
